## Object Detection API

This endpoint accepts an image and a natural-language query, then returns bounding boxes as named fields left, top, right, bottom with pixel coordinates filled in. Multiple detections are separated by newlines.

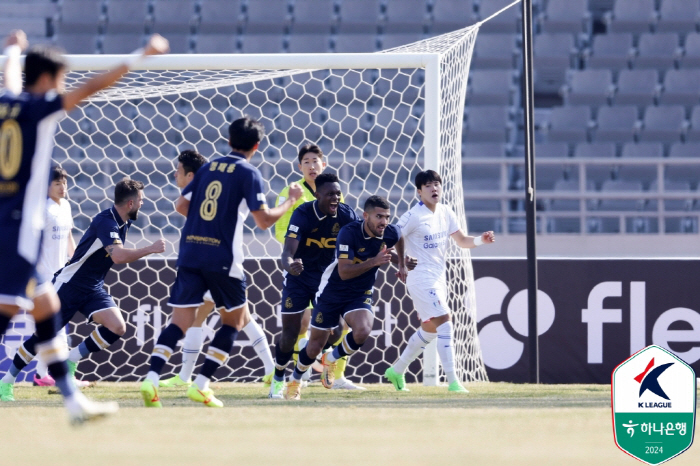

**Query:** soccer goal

left=11, top=26, right=489, bottom=385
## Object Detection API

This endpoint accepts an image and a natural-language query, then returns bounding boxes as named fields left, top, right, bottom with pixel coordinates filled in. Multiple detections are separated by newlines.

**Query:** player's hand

left=287, top=182, right=303, bottom=203
left=373, top=245, right=393, bottom=267
left=482, top=231, right=495, bottom=244
left=395, top=265, right=408, bottom=283
left=5, top=30, right=28, bottom=51
left=289, top=258, right=304, bottom=276
left=405, top=255, right=417, bottom=271
left=143, top=34, right=169, bottom=56
left=149, top=239, right=166, bottom=254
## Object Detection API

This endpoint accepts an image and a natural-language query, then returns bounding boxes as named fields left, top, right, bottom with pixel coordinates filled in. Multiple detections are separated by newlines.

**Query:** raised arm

left=250, top=183, right=303, bottom=231
left=451, top=230, right=496, bottom=249
left=106, top=239, right=165, bottom=265
left=3, top=30, right=27, bottom=95
left=338, top=245, right=393, bottom=281
left=62, top=35, right=169, bottom=112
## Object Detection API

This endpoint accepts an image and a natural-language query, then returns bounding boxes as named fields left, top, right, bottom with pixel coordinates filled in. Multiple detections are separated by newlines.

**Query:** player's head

left=297, top=144, right=326, bottom=184
left=363, top=195, right=391, bottom=237
left=174, top=149, right=206, bottom=189
left=228, top=116, right=265, bottom=156
left=48, top=165, right=68, bottom=201
left=415, top=169, right=442, bottom=206
left=24, top=44, right=68, bottom=94
left=114, top=178, right=145, bottom=221
left=314, top=172, right=341, bottom=216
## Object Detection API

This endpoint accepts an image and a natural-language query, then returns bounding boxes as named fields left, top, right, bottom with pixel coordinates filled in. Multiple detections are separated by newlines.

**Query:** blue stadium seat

left=546, top=106, right=591, bottom=143
left=584, top=33, right=634, bottom=71
left=594, top=105, right=638, bottom=143
left=563, top=69, right=613, bottom=107
left=604, top=0, right=656, bottom=34
left=539, top=0, right=591, bottom=34
left=471, top=34, right=517, bottom=70
left=106, top=0, right=149, bottom=34
left=656, top=0, right=700, bottom=34
left=638, top=105, right=687, bottom=143
left=198, top=0, right=244, bottom=34
left=633, top=33, right=680, bottom=70
left=614, top=69, right=659, bottom=108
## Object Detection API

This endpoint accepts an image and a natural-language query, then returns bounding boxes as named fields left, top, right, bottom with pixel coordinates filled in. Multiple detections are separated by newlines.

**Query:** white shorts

left=203, top=290, right=213, bottom=303
left=407, top=283, right=451, bottom=322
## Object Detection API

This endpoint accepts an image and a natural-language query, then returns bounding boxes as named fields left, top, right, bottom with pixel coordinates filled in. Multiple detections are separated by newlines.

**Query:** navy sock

left=292, top=348, right=315, bottom=380
left=274, top=340, right=294, bottom=380
left=149, top=324, right=184, bottom=375
left=34, top=315, right=59, bottom=344
left=81, top=326, right=122, bottom=354
left=0, top=314, right=10, bottom=336
left=333, top=331, right=362, bottom=359
left=200, top=325, right=238, bottom=380
left=35, top=314, right=76, bottom=398
left=11, top=335, right=37, bottom=372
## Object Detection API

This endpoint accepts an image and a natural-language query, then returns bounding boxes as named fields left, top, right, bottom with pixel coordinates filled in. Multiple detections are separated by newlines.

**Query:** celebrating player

left=1, top=178, right=166, bottom=394
left=140, top=116, right=302, bottom=408
left=159, top=149, right=276, bottom=388
left=285, top=195, right=406, bottom=400
left=270, top=172, right=359, bottom=398
left=0, top=30, right=167, bottom=422
left=384, top=170, right=495, bottom=392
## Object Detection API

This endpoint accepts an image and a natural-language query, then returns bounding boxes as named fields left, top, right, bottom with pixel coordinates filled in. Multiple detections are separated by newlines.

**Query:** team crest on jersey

left=311, top=228, right=318, bottom=233
left=332, top=223, right=340, bottom=235
left=380, top=242, right=386, bottom=250
left=358, top=248, right=365, bottom=252
left=315, top=313, right=323, bottom=324
left=285, top=297, right=293, bottom=309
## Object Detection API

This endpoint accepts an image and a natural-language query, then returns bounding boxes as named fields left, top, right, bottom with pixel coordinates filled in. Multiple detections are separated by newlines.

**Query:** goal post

left=0, top=26, right=489, bottom=385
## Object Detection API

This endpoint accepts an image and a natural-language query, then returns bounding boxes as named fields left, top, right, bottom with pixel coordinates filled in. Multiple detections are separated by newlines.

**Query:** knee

left=352, top=325, right=372, bottom=344
left=109, top=321, right=127, bottom=337
left=305, top=340, right=323, bottom=360
left=279, top=329, right=297, bottom=352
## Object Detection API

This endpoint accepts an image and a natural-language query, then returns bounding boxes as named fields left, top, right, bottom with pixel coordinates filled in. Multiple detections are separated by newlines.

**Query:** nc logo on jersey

left=612, top=345, right=696, bottom=465
left=332, top=223, right=340, bottom=235
left=285, top=297, right=293, bottom=309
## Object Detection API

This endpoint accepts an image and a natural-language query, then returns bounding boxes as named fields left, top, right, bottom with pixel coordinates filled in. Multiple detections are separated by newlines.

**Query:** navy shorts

left=56, top=282, right=117, bottom=326
left=169, top=266, right=247, bottom=311
left=0, top=226, right=38, bottom=310
left=280, top=274, right=319, bottom=314
left=310, top=293, right=374, bottom=330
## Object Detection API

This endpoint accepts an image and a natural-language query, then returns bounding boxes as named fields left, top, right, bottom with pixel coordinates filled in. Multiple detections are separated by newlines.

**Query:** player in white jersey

left=384, top=170, right=495, bottom=392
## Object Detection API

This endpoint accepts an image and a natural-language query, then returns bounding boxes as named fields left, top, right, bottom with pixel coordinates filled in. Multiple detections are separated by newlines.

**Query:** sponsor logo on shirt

left=257, top=193, right=266, bottom=201
left=289, top=224, right=299, bottom=233
left=110, top=232, right=119, bottom=239
left=339, top=244, right=348, bottom=252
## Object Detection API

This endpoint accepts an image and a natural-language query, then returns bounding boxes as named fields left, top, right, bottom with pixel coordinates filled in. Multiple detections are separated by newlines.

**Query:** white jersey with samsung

left=37, top=198, right=73, bottom=283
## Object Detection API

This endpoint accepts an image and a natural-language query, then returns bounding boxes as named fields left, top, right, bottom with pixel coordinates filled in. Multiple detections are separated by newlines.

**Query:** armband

left=473, top=236, right=483, bottom=247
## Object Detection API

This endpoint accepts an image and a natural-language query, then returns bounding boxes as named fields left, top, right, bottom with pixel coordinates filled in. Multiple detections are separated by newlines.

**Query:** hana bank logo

left=475, top=277, right=555, bottom=370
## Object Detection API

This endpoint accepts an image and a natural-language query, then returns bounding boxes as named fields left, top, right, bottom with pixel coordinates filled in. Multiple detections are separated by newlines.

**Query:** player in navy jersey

left=0, top=30, right=167, bottom=422
left=140, top=116, right=303, bottom=408
left=285, top=195, right=407, bottom=400
left=268, top=172, right=359, bottom=398
left=1, top=179, right=165, bottom=393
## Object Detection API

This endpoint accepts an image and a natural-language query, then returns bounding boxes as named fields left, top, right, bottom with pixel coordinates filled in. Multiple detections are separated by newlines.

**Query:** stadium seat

left=337, top=0, right=383, bottom=33
left=669, top=142, right=700, bottom=157
left=666, top=163, right=700, bottom=186
left=546, top=106, right=591, bottom=143
left=0, top=17, right=46, bottom=37
left=287, top=33, right=330, bottom=53
left=603, top=0, right=655, bottom=33
left=585, top=163, right=615, bottom=190
left=101, top=34, right=145, bottom=54
left=292, top=0, right=337, bottom=30
left=331, top=33, right=379, bottom=53
left=633, top=33, right=680, bottom=70
left=656, top=0, right=700, bottom=34
left=595, top=180, right=645, bottom=212
left=477, top=0, right=520, bottom=34
left=680, top=33, right=700, bottom=68
left=535, top=163, right=573, bottom=190
left=463, top=105, right=513, bottom=143
left=463, top=164, right=501, bottom=191
left=584, top=33, right=634, bottom=71
left=614, top=69, right=659, bottom=108
left=686, top=107, right=700, bottom=141
left=539, top=0, right=591, bottom=34
left=198, top=0, right=244, bottom=34
left=471, top=34, right=517, bottom=69
left=639, top=105, right=687, bottom=143
left=431, top=0, right=475, bottom=32
left=618, top=164, right=658, bottom=189
left=195, top=34, right=238, bottom=53
left=620, top=142, right=663, bottom=158
left=574, top=142, right=616, bottom=158
left=380, top=33, right=424, bottom=50
left=150, top=0, right=197, bottom=34
left=533, top=33, right=577, bottom=94
left=105, top=0, right=149, bottom=34
left=537, top=142, right=570, bottom=158
left=547, top=217, right=581, bottom=233
left=0, top=1, right=57, bottom=18
left=659, top=69, right=700, bottom=107
left=56, top=33, right=99, bottom=54
left=383, top=0, right=430, bottom=33
left=244, top=0, right=291, bottom=34
left=467, top=70, right=516, bottom=106
left=462, top=142, right=509, bottom=158
left=594, top=105, right=638, bottom=143
left=59, top=0, right=104, bottom=34
left=563, top=69, right=613, bottom=107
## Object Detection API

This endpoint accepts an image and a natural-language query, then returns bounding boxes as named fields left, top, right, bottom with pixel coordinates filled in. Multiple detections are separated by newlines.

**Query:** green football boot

left=268, top=379, right=285, bottom=399
left=140, top=380, right=163, bottom=408
left=384, top=367, right=410, bottom=392
left=0, top=381, right=15, bottom=402
left=187, top=385, right=223, bottom=408
left=448, top=381, right=469, bottom=393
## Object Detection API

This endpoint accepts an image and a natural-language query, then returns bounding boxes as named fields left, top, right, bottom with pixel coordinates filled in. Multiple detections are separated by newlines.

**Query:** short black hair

left=228, top=116, right=265, bottom=152
left=364, top=195, right=390, bottom=211
left=114, top=178, right=145, bottom=205
left=24, top=44, right=68, bottom=88
left=415, top=169, right=442, bottom=190
left=315, top=172, right=339, bottom=192
left=178, top=149, right=207, bottom=175
left=50, top=165, right=67, bottom=183
left=298, top=144, right=324, bottom=164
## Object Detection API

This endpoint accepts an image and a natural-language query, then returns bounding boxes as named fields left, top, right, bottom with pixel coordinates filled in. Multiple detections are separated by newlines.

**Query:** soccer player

left=384, top=170, right=495, bottom=393
left=159, top=149, right=276, bottom=388
left=273, top=144, right=361, bottom=390
left=269, top=172, right=359, bottom=398
left=0, top=30, right=167, bottom=422
left=1, top=178, right=166, bottom=391
left=140, top=116, right=302, bottom=408
left=285, top=195, right=406, bottom=400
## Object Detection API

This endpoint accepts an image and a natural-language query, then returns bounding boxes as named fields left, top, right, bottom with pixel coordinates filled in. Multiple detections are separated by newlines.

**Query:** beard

left=128, top=208, right=139, bottom=221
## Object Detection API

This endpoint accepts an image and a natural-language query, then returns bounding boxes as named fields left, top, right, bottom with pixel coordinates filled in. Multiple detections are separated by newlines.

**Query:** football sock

left=0, top=314, right=10, bottom=338
left=292, top=332, right=306, bottom=364
left=8, top=336, right=37, bottom=378
left=326, top=332, right=362, bottom=362
left=35, top=314, right=75, bottom=399
left=178, top=326, right=204, bottom=382
left=69, top=326, right=121, bottom=362
left=436, top=321, right=457, bottom=384
left=35, top=359, right=49, bottom=378
left=243, top=319, right=274, bottom=374
left=196, top=325, right=238, bottom=390
left=333, top=328, right=350, bottom=379
left=147, top=324, right=184, bottom=385
left=274, top=340, right=294, bottom=382
left=292, top=348, right=315, bottom=381
left=393, top=328, right=437, bottom=374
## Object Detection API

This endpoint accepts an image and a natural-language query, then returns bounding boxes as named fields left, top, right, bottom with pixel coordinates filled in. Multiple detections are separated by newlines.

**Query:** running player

left=285, top=195, right=406, bottom=400
left=159, top=149, right=276, bottom=388
left=384, top=170, right=495, bottom=392
left=140, top=116, right=302, bottom=407
left=1, top=178, right=166, bottom=392
left=269, top=172, right=358, bottom=398
left=0, top=30, right=167, bottom=422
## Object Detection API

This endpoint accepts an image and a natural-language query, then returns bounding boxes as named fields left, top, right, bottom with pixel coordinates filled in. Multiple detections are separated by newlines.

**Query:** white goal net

left=2, top=26, right=488, bottom=384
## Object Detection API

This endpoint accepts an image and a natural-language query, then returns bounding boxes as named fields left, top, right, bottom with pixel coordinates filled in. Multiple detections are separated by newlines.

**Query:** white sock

left=35, top=360, right=49, bottom=378
left=243, top=319, right=274, bottom=374
left=179, top=327, right=204, bottom=382
left=393, top=329, right=437, bottom=374
left=436, top=321, right=457, bottom=384
left=146, top=371, right=160, bottom=386
left=68, top=346, right=82, bottom=363
left=194, top=374, right=210, bottom=391
left=1, top=372, right=16, bottom=384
